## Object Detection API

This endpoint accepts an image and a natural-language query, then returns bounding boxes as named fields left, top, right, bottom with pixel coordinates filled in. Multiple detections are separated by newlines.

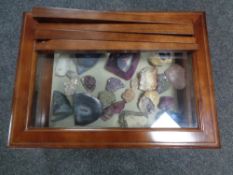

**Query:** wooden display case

left=8, top=7, right=220, bottom=148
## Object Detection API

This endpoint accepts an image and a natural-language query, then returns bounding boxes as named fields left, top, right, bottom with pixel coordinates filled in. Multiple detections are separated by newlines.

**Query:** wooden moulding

left=35, top=29, right=196, bottom=44
left=8, top=8, right=220, bottom=148
left=36, top=23, right=194, bottom=35
left=35, top=39, right=199, bottom=51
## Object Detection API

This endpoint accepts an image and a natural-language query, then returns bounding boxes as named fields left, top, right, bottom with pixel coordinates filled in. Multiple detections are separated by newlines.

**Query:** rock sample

left=101, top=101, right=126, bottom=121
left=81, top=75, right=96, bottom=92
left=106, top=77, right=125, bottom=92
left=52, top=91, right=73, bottom=122
left=121, top=88, right=135, bottom=103
left=105, top=53, right=140, bottom=80
left=73, top=93, right=103, bottom=125
left=74, top=53, right=104, bottom=74
left=165, top=64, right=186, bottom=89
left=98, top=90, right=116, bottom=108
left=139, top=67, right=157, bottom=91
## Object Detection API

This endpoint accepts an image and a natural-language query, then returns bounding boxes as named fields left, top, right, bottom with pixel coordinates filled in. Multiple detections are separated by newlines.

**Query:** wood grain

left=35, top=39, right=198, bottom=51
left=36, top=23, right=194, bottom=35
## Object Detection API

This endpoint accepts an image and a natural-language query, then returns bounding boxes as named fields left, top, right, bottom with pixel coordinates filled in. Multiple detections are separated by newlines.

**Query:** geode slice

left=121, top=88, right=135, bottom=103
left=106, top=77, right=125, bottom=92
left=138, top=96, right=155, bottom=114
left=118, top=111, right=147, bottom=128
left=52, top=91, right=73, bottom=122
left=101, top=101, right=126, bottom=121
left=157, top=96, right=175, bottom=111
left=81, top=75, right=96, bottom=92
left=98, top=90, right=116, bottom=108
left=139, top=67, right=157, bottom=91
left=156, top=73, right=170, bottom=94
left=165, top=64, right=186, bottom=89
left=73, top=53, right=104, bottom=75
left=105, top=53, right=140, bottom=80
left=73, top=93, right=103, bottom=125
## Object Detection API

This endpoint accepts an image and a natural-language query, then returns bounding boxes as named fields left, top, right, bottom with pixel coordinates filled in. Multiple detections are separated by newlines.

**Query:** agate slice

left=73, top=53, right=104, bottom=75
left=165, top=64, right=186, bottom=89
left=118, top=111, right=147, bottom=128
left=106, top=77, right=125, bottom=92
left=139, top=67, right=157, bottom=91
left=121, top=88, right=135, bottom=103
left=98, top=90, right=116, bottom=108
left=52, top=91, right=73, bottom=122
left=73, top=93, right=103, bottom=125
left=101, top=101, right=126, bottom=121
left=138, top=96, right=155, bottom=114
left=105, top=53, right=140, bottom=80
left=157, top=73, right=170, bottom=94
left=157, top=96, right=175, bottom=111
left=81, top=75, right=96, bottom=92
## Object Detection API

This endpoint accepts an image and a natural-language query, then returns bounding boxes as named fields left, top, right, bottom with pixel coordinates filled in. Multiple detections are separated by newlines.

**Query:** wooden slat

left=36, top=39, right=198, bottom=51
left=36, top=23, right=194, bottom=35
left=32, top=7, right=198, bottom=24
left=35, top=29, right=196, bottom=44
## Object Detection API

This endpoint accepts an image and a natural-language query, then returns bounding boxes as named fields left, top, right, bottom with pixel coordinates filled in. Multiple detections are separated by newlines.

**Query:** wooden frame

left=8, top=7, right=220, bottom=148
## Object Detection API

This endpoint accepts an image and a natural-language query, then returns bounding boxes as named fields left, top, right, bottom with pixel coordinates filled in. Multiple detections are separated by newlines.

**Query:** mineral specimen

left=144, top=91, right=159, bottom=107
left=138, top=96, right=155, bottom=114
left=157, top=96, right=175, bottom=111
left=52, top=91, right=73, bottom=122
left=106, top=77, right=125, bottom=92
left=74, top=53, right=104, bottom=74
left=98, top=90, right=116, bottom=108
left=156, top=73, right=170, bottom=94
left=138, top=67, right=157, bottom=91
left=81, top=75, right=96, bottom=92
left=105, top=53, right=140, bottom=80
left=165, top=64, right=186, bottom=89
left=73, top=93, right=102, bottom=125
left=121, top=88, right=135, bottom=103
left=101, top=101, right=126, bottom=121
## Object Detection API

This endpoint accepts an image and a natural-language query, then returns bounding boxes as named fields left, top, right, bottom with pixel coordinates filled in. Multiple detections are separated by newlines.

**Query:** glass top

left=31, top=51, right=197, bottom=128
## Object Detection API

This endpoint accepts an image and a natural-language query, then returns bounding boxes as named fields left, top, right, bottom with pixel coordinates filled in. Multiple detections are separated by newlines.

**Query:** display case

left=8, top=7, right=220, bottom=148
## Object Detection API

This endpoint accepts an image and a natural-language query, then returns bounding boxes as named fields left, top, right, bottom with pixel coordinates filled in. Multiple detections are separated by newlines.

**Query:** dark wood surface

left=8, top=7, right=220, bottom=148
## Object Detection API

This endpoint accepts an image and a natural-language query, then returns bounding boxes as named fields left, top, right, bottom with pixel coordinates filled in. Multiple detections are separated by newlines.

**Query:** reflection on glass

left=31, top=51, right=197, bottom=128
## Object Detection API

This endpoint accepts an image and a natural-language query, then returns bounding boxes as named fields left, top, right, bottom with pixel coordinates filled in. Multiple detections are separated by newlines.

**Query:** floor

left=0, top=0, right=233, bottom=175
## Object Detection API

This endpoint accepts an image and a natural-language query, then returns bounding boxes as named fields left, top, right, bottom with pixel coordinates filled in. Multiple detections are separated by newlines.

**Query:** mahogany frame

left=8, top=7, right=220, bottom=148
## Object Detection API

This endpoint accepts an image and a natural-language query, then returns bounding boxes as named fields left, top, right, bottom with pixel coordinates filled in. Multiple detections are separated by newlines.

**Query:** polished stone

left=105, top=53, right=140, bottom=80
left=52, top=91, right=73, bottom=122
left=73, top=93, right=103, bottom=125
left=55, top=57, right=71, bottom=76
left=165, top=64, right=186, bottom=89
left=74, top=53, right=104, bottom=74
left=81, top=75, right=96, bottom=92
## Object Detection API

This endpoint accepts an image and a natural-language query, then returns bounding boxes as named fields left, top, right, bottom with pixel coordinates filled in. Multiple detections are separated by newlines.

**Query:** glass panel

left=30, top=51, right=197, bottom=128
